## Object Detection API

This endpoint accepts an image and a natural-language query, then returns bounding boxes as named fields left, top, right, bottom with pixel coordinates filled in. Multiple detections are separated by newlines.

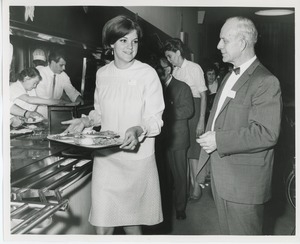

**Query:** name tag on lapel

left=128, top=79, right=137, bottom=85
left=228, top=90, right=236, bottom=99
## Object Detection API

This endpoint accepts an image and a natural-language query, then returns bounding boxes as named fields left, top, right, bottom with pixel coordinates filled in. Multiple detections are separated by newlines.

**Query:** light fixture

left=255, top=9, right=294, bottom=16
left=179, top=11, right=186, bottom=43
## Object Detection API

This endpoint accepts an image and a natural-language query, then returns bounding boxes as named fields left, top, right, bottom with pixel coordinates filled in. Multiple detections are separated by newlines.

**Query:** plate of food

left=25, top=117, right=44, bottom=124
left=47, top=131, right=123, bottom=149
left=84, top=130, right=120, bottom=139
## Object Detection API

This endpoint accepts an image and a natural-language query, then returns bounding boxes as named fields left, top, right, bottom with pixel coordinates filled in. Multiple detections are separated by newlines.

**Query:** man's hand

left=61, top=118, right=85, bottom=134
left=197, top=131, right=217, bottom=154
left=75, top=96, right=84, bottom=105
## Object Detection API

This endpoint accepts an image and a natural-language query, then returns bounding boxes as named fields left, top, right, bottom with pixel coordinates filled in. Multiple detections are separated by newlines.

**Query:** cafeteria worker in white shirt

left=35, top=48, right=84, bottom=117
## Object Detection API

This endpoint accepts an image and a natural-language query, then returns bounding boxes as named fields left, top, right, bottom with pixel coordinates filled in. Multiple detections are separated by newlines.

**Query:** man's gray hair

left=227, top=16, right=258, bottom=46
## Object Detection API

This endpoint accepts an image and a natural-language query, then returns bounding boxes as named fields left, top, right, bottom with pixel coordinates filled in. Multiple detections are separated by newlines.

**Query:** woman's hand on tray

left=119, top=126, right=143, bottom=150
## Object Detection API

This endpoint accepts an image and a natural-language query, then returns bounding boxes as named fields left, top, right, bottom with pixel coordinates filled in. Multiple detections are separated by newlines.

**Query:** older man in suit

left=197, top=16, right=282, bottom=234
left=156, top=57, right=194, bottom=220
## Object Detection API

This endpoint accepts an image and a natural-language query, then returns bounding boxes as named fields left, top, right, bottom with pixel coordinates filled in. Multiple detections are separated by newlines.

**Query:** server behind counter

left=9, top=67, right=62, bottom=127
left=35, top=48, right=84, bottom=118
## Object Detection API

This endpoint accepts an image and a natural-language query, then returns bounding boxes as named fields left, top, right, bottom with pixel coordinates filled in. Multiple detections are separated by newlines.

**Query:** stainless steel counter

left=10, top=122, right=95, bottom=234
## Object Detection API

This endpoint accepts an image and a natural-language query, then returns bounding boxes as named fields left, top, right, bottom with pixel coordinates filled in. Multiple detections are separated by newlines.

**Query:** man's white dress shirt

left=211, top=56, right=257, bottom=131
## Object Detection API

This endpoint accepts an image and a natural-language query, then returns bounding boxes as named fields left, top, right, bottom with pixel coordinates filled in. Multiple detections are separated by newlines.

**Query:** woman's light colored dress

left=88, top=60, right=165, bottom=227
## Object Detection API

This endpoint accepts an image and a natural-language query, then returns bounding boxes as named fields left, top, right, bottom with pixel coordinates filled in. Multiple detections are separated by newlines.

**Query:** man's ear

left=175, top=50, right=181, bottom=57
left=50, top=60, right=57, bottom=65
left=240, top=38, right=247, bottom=51
left=166, top=66, right=172, bottom=75
left=110, top=44, right=114, bottom=49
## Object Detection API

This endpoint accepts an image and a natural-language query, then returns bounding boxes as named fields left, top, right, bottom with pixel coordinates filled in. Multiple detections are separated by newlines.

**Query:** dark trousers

left=166, top=148, right=188, bottom=212
left=211, top=173, right=264, bottom=235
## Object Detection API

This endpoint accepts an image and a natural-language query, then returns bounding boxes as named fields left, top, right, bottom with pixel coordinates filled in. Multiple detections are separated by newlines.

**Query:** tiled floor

left=142, top=185, right=295, bottom=236
left=170, top=186, right=295, bottom=235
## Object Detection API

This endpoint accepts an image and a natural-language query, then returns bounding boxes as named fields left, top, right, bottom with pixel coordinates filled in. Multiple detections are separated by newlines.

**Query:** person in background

left=227, top=63, right=234, bottom=73
left=205, top=64, right=219, bottom=116
left=197, top=16, right=282, bottom=235
left=10, top=67, right=62, bottom=122
left=32, top=48, right=47, bottom=68
left=8, top=43, right=44, bottom=126
left=156, top=57, right=194, bottom=220
left=216, top=63, right=233, bottom=84
left=195, top=64, right=221, bottom=191
left=61, top=15, right=165, bottom=235
left=35, top=48, right=84, bottom=117
left=10, top=104, right=41, bottom=128
left=163, top=38, right=207, bottom=201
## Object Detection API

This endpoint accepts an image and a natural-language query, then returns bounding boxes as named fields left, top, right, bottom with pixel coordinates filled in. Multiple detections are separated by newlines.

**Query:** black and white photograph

left=1, top=0, right=299, bottom=243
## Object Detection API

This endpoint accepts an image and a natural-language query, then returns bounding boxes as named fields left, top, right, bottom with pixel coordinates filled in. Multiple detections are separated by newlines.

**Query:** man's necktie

left=52, top=74, right=56, bottom=98
left=233, top=67, right=240, bottom=75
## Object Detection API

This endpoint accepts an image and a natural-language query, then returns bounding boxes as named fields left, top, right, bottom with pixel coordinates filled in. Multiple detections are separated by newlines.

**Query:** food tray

left=47, top=131, right=123, bottom=149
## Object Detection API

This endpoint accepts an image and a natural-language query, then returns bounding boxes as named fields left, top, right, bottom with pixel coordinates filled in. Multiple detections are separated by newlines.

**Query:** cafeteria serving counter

left=10, top=122, right=96, bottom=234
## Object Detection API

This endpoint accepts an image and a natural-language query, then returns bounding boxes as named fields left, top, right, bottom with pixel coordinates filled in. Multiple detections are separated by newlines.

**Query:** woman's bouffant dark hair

left=102, top=15, right=143, bottom=50
left=17, top=67, right=42, bottom=82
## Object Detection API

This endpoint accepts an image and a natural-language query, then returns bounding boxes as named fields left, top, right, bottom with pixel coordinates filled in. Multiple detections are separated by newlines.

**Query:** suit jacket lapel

left=216, top=59, right=260, bottom=119
left=206, top=59, right=260, bottom=132
left=232, top=59, right=260, bottom=92
left=217, top=73, right=250, bottom=116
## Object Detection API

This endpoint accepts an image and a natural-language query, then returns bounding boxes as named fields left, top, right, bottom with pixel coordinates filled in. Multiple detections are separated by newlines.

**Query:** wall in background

left=126, top=6, right=202, bottom=63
